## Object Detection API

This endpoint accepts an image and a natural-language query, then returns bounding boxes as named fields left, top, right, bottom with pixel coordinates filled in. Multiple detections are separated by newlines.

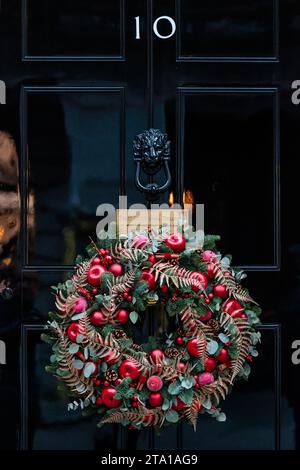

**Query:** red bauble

left=198, top=372, right=214, bottom=386
left=147, top=375, right=163, bottom=392
left=216, top=348, right=230, bottom=363
left=141, top=270, right=156, bottom=290
left=191, top=272, right=208, bottom=292
left=223, top=299, right=243, bottom=317
left=115, top=308, right=129, bottom=324
left=132, top=235, right=149, bottom=249
left=187, top=338, right=202, bottom=358
left=90, top=310, right=106, bottom=326
left=149, top=392, right=163, bottom=407
left=109, top=263, right=124, bottom=277
left=178, top=362, right=186, bottom=372
left=148, top=254, right=156, bottom=264
left=202, top=250, right=216, bottom=262
left=206, top=263, right=215, bottom=279
left=87, top=265, right=106, bottom=286
left=150, top=349, right=164, bottom=362
left=204, top=357, right=217, bottom=372
left=213, top=284, right=229, bottom=299
left=92, top=257, right=101, bottom=265
left=67, top=322, right=81, bottom=342
left=101, top=387, right=122, bottom=408
left=164, top=233, right=186, bottom=253
left=73, top=297, right=88, bottom=313
left=119, top=360, right=140, bottom=380
left=96, top=396, right=103, bottom=406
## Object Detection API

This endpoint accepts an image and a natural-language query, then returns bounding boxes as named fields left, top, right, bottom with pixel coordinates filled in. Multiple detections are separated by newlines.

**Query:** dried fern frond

left=51, top=323, right=94, bottom=398
left=211, top=259, right=258, bottom=305
left=113, top=240, right=147, bottom=264
left=55, top=292, right=80, bottom=317
left=107, top=268, right=138, bottom=297
left=184, top=397, right=202, bottom=431
left=219, top=312, right=251, bottom=383
left=73, top=260, right=91, bottom=288
left=151, top=261, right=206, bottom=291
left=196, top=376, right=231, bottom=406
left=98, top=406, right=166, bottom=427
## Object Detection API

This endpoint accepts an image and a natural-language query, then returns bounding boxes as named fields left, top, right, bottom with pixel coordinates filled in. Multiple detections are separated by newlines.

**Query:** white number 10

left=135, top=16, right=176, bottom=40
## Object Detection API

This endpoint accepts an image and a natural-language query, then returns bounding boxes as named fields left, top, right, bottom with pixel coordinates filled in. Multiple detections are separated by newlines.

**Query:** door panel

left=23, top=0, right=125, bottom=60
left=178, top=87, right=280, bottom=269
left=177, top=0, right=278, bottom=61
left=22, top=87, right=125, bottom=267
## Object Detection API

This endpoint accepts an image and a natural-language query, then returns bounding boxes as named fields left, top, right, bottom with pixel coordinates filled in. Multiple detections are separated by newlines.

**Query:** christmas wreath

left=43, top=230, right=261, bottom=431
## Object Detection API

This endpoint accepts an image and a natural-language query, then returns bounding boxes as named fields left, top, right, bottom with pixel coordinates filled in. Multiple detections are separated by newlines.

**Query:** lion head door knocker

left=133, top=129, right=171, bottom=202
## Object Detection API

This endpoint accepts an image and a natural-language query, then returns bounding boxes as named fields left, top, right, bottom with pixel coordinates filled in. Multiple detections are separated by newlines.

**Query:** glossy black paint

left=0, top=0, right=299, bottom=451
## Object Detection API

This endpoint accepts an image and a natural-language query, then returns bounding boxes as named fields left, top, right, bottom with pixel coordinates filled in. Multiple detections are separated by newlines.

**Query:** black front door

left=0, top=0, right=299, bottom=451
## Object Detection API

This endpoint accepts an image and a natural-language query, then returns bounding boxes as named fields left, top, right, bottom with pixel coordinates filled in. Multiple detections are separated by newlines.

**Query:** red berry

left=200, top=294, right=205, bottom=299
left=176, top=337, right=184, bottom=346
left=127, top=295, right=132, bottom=302
left=208, top=293, right=214, bottom=299
left=99, top=249, right=106, bottom=255
left=224, top=271, right=231, bottom=277
left=103, top=381, right=109, bottom=387
left=123, top=292, right=128, bottom=299
left=193, top=375, right=199, bottom=383
left=160, top=285, right=168, bottom=294
left=92, top=288, right=98, bottom=295
left=92, top=257, right=101, bottom=265
left=96, top=397, right=103, bottom=406
left=95, top=380, right=101, bottom=386
left=195, top=383, right=200, bottom=389
left=132, top=402, right=138, bottom=407
left=205, top=298, right=210, bottom=304
left=114, top=378, right=122, bottom=386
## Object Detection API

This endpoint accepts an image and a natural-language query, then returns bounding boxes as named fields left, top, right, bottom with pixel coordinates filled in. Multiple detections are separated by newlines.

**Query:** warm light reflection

left=168, top=191, right=174, bottom=206
left=183, top=189, right=194, bottom=206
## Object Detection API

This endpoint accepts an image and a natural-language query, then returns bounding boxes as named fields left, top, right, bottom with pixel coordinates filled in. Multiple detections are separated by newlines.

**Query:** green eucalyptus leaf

left=129, top=311, right=139, bottom=324
left=165, top=410, right=179, bottom=423
left=168, top=381, right=183, bottom=395
left=207, top=340, right=219, bottom=355
left=69, top=344, right=80, bottom=354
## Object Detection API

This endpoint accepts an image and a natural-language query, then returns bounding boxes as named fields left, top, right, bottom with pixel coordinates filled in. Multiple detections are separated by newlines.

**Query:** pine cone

left=207, top=320, right=220, bottom=333
left=131, top=343, right=142, bottom=352
left=104, top=369, right=118, bottom=382
left=112, top=329, right=127, bottom=339
left=165, top=347, right=179, bottom=359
